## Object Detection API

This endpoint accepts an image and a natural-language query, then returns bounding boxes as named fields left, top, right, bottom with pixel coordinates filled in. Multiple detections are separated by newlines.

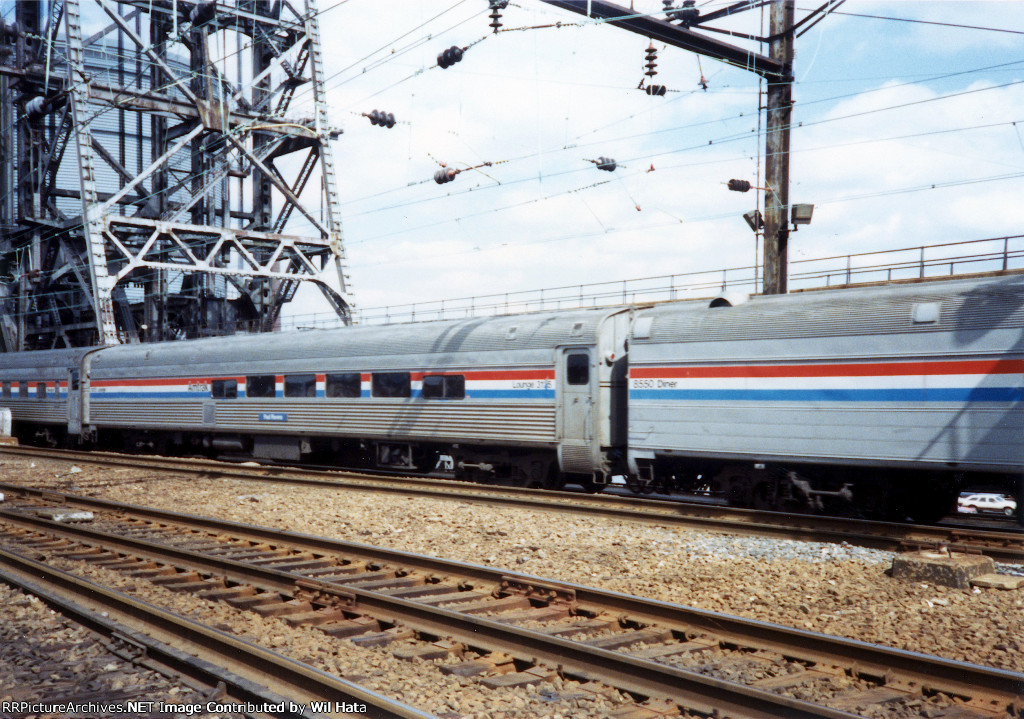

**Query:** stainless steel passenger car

left=0, top=347, right=92, bottom=441
left=1, top=308, right=631, bottom=488
left=2, top=274, right=1021, bottom=521
left=626, top=274, right=1024, bottom=521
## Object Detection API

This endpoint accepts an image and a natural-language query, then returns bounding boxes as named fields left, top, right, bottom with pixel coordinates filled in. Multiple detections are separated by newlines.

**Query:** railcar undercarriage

left=630, top=456, right=1010, bottom=524
left=55, top=426, right=578, bottom=490
left=12, top=420, right=1020, bottom=524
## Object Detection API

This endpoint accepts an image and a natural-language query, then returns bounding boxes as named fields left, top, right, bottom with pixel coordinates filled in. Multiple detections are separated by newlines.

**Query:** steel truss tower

left=0, top=0, right=352, bottom=351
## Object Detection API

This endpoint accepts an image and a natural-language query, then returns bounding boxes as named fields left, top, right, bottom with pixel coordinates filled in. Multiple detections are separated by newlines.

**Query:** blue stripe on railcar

left=629, top=387, right=1024, bottom=402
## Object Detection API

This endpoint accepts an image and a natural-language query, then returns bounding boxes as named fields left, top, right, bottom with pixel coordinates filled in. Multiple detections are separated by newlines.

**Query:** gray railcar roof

left=90, top=306, right=627, bottom=372
left=633, top=274, right=1024, bottom=344
left=0, top=347, right=95, bottom=372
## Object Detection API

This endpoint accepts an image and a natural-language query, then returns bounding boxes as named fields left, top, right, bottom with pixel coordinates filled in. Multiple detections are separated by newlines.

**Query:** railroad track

left=0, top=544, right=430, bottom=719
left=0, top=486, right=1021, bottom=718
left=2, top=445, right=1023, bottom=564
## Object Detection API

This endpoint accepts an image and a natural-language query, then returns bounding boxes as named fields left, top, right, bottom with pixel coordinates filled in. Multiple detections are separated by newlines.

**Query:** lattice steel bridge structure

left=0, top=0, right=352, bottom=351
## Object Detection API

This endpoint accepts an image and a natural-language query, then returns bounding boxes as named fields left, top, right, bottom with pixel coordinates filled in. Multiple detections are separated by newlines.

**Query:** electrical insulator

left=645, top=84, right=667, bottom=97
left=366, top=109, right=396, bottom=128
left=434, top=168, right=458, bottom=184
left=437, top=46, right=465, bottom=69
left=677, top=0, right=699, bottom=27
left=24, top=96, right=46, bottom=120
left=596, top=157, right=616, bottom=172
left=644, top=44, right=658, bottom=78
left=488, top=0, right=508, bottom=33
left=727, top=179, right=752, bottom=193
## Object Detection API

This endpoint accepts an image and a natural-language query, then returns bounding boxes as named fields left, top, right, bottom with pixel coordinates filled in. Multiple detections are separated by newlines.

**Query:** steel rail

left=2, top=445, right=1022, bottom=562
left=0, top=545, right=432, bottom=719
left=1, top=494, right=1021, bottom=715
left=0, top=507, right=857, bottom=719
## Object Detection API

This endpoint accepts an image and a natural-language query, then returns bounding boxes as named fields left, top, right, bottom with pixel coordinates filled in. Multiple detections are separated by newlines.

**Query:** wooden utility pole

left=537, top=0, right=797, bottom=294
left=763, top=0, right=795, bottom=295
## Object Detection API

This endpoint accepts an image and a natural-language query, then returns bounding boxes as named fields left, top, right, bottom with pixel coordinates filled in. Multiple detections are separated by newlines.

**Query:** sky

left=276, top=0, right=1024, bottom=324
left=15, top=0, right=1023, bottom=326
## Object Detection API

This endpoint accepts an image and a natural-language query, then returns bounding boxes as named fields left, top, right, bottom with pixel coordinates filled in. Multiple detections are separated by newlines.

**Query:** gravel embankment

left=1, top=455, right=1022, bottom=718
left=0, top=581, right=220, bottom=718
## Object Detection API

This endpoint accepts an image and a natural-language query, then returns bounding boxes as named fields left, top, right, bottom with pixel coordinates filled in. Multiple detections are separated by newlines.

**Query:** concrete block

left=970, top=573, right=1024, bottom=590
left=34, top=507, right=94, bottom=522
left=891, top=550, right=994, bottom=589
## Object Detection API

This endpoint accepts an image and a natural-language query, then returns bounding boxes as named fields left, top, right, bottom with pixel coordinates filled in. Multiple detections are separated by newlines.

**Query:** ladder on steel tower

left=64, top=0, right=121, bottom=345
left=304, top=0, right=349, bottom=296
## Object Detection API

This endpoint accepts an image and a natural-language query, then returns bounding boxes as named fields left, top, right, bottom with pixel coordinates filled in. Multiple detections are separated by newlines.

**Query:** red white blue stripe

left=88, top=368, right=558, bottom=400
left=629, top=358, right=1024, bottom=403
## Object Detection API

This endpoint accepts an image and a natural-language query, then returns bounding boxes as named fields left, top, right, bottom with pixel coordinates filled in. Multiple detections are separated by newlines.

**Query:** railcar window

left=246, top=375, right=275, bottom=398
left=70, top=371, right=80, bottom=391
left=1, top=382, right=9, bottom=399
left=326, top=372, right=361, bottom=398
left=372, top=372, right=411, bottom=398
left=212, top=379, right=238, bottom=399
left=18, top=382, right=27, bottom=399
left=36, top=382, right=47, bottom=399
left=421, top=376, right=443, bottom=398
left=444, top=375, right=466, bottom=399
left=284, top=373, right=317, bottom=398
left=422, top=375, right=465, bottom=399
left=567, top=353, right=589, bottom=385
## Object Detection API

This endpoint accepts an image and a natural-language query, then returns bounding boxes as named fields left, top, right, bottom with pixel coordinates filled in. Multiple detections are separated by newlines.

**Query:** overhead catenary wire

left=343, top=116, right=1024, bottom=250
left=336, top=73, right=1024, bottom=228
left=12, top=15, right=1024, bottom=244
left=346, top=167, right=1024, bottom=272
left=8, top=0, right=1024, bottom=324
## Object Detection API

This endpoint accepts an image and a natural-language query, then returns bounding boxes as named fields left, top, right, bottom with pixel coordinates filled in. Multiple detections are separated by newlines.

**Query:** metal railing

left=279, top=234, right=1024, bottom=330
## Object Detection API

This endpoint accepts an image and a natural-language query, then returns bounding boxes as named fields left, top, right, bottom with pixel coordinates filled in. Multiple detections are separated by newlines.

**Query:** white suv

left=957, top=493, right=1017, bottom=516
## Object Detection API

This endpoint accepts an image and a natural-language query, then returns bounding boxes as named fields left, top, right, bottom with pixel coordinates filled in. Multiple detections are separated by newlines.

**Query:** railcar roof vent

left=632, top=316, right=654, bottom=339
left=570, top=321, right=585, bottom=336
left=505, top=326, right=518, bottom=340
left=709, top=291, right=749, bottom=308
left=912, top=302, right=941, bottom=324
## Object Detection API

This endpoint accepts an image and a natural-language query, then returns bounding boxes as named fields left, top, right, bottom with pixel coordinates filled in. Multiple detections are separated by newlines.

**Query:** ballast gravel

left=0, top=582, right=222, bottom=718
left=1, top=455, right=1023, bottom=717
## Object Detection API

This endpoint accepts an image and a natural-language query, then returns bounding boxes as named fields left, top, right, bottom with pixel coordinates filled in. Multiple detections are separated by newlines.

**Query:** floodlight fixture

left=791, top=203, right=814, bottom=226
left=743, top=209, right=763, bottom=232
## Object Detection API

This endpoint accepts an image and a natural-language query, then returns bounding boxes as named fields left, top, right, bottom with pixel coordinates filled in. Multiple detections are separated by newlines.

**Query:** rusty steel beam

left=762, top=0, right=794, bottom=295
left=0, top=545, right=429, bottom=719
left=536, top=0, right=785, bottom=79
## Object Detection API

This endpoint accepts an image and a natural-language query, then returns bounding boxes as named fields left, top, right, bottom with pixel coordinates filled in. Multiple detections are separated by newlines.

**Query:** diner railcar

left=626, top=274, right=1024, bottom=521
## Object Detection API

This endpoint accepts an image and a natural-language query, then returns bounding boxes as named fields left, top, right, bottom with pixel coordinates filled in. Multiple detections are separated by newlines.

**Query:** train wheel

left=413, top=450, right=440, bottom=473
left=751, top=482, right=777, bottom=511
left=906, top=489, right=956, bottom=524
left=625, top=476, right=649, bottom=494
left=578, top=474, right=605, bottom=493
left=542, top=465, right=566, bottom=490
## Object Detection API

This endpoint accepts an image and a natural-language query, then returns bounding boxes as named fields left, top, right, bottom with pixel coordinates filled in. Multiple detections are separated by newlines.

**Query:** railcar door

left=556, top=347, right=595, bottom=473
left=67, top=368, right=82, bottom=435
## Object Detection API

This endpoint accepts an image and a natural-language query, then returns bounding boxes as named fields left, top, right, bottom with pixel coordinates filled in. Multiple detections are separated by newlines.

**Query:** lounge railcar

left=1, top=308, right=631, bottom=489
